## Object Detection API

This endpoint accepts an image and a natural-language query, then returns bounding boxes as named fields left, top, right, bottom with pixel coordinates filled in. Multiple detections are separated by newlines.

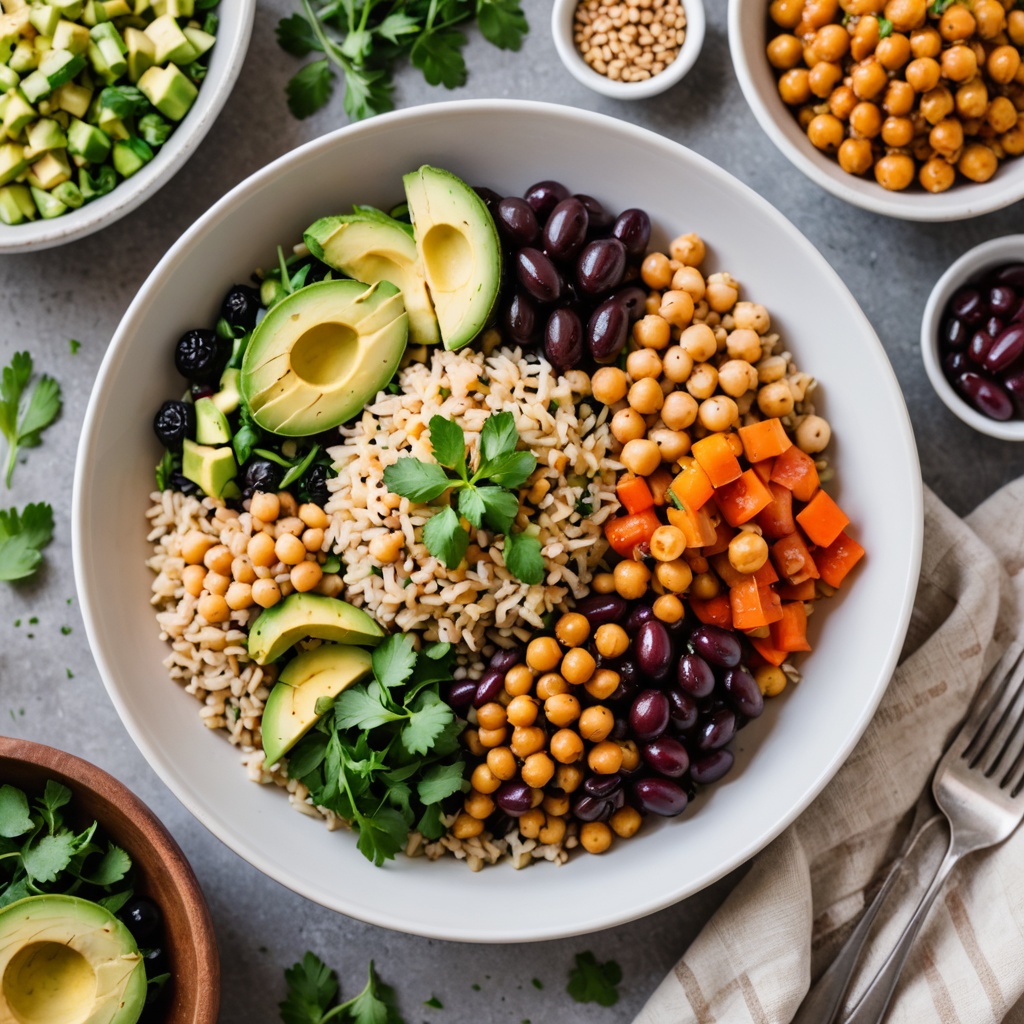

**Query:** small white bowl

left=921, top=235, right=1024, bottom=441
left=551, top=0, right=704, bottom=100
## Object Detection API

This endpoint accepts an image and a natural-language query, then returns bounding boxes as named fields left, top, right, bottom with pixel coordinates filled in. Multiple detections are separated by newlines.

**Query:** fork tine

left=963, top=646, right=1024, bottom=764
left=979, top=670, right=1024, bottom=778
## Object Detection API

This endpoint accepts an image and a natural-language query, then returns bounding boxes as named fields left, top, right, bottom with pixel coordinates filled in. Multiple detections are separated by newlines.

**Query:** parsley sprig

left=0, top=502, right=54, bottom=582
left=382, top=411, right=544, bottom=585
left=278, top=0, right=529, bottom=121
left=280, top=953, right=405, bottom=1024
left=0, top=351, right=62, bottom=487
left=566, top=951, right=623, bottom=1007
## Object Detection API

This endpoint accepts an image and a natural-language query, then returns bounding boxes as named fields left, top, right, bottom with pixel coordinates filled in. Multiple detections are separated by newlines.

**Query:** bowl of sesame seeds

left=551, top=0, right=705, bottom=99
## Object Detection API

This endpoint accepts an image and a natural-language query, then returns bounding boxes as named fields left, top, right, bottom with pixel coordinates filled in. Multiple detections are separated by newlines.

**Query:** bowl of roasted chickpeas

left=728, top=0, right=1024, bottom=220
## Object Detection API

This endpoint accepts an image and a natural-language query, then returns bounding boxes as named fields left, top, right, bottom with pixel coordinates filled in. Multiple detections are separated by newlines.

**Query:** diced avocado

left=261, top=644, right=374, bottom=765
left=28, top=3, right=60, bottom=37
left=95, top=102, right=129, bottom=139
left=152, top=0, right=193, bottom=15
left=0, top=183, right=35, bottom=224
left=0, top=9, right=31, bottom=61
left=212, top=366, right=241, bottom=416
left=52, top=18, right=91, bottom=54
left=181, top=438, right=237, bottom=499
left=39, top=47, right=87, bottom=88
left=88, top=21, right=127, bottom=80
left=19, top=69, right=52, bottom=104
left=26, top=147, right=70, bottom=189
left=194, top=395, right=231, bottom=445
left=240, top=279, right=408, bottom=437
left=137, top=62, right=196, bottom=121
left=51, top=178, right=82, bottom=207
left=402, top=165, right=502, bottom=352
left=80, top=0, right=107, bottom=23
left=111, top=135, right=151, bottom=177
left=8, top=39, right=39, bottom=74
left=3, top=92, right=37, bottom=136
left=182, top=24, right=214, bottom=59
left=124, top=25, right=154, bottom=81
left=51, top=0, right=85, bottom=18
left=66, top=117, right=109, bottom=162
left=305, top=211, right=441, bottom=346
left=31, top=183, right=68, bottom=218
left=99, top=0, right=132, bottom=15
left=0, top=143, right=28, bottom=186
left=247, top=593, right=385, bottom=665
left=0, top=65, right=19, bottom=91
left=53, top=79, right=92, bottom=117
left=25, top=117, right=67, bottom=156
left=144, top=14, right=195, bottom=64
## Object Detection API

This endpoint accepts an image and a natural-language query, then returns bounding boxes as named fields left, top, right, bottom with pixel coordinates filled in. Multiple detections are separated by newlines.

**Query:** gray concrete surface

left=1, top=0, right=1022, bottom=1020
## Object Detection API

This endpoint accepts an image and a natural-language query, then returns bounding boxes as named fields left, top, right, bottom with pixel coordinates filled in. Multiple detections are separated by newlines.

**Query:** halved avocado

left=304, top=210, right=441, bottom=347
left=240, top=278, right=408, bottom=437
left=261, top=644, right=374, bottom=765
left=247, top=592, right=385, bottom=665
left=402, top=165, right=502, bottom=352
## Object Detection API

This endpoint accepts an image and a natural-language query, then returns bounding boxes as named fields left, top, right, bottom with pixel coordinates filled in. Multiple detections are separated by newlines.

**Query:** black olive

left=301, top=259, right=332, bottom=284
left=120, top=898, right=163, bottom=945
left=168, top=471, right=200, bottom=496
left=152, top=400, right=194, bottom=450
left=241, top=458, right=283, bottom=498
left=302, top=464, right=332, bottom=507
left=174, top=329, right=231, bottom=384
left=219, top=284, right=262, bottom=331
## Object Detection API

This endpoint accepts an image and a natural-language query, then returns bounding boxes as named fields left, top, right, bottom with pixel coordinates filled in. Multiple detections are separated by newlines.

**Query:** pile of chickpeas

left=766, top=0, right=1024, bottom=191
left=175, top=490, right=343, bottom=624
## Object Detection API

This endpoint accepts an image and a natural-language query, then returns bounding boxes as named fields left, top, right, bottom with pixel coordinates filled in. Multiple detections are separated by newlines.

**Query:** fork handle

left=840, top=841, right=960, bottom=1024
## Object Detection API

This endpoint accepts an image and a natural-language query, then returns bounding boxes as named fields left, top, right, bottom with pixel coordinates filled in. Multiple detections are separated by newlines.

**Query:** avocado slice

left=247, top=593, right=385, bottom=665
left=261, top=644, right=373, bottom=765
left=304, top=211, right=441, bottom=346
left=182, top=437, right=237, bottom=498
left=194, top=395, right=231, bottom=445
left=240, top=278, right=408, bottom=438
left=402, top=165, right=502, bottom=352
left=0, top=894, right=145, bottom=1024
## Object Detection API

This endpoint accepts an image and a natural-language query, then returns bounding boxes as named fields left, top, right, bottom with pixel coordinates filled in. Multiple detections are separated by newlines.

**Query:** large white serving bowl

left=73, top=99, right=923, bottom=942
left=728, top=0, right=1024, bottom=222
left=0, top=2, right=255, bottom=254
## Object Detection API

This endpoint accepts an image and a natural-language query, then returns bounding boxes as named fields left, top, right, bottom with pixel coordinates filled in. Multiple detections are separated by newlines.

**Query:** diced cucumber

left=67, top=117, right=110, bottom=162
left=0, top=143, right=29, bottom=186
left=51, top=178, right=83, bottom=207
left=52, top=79, right=92, bottom=117
left=52, top=18, right=91, bottom=54
left=0, top=65, right=18, bottom=91
left=29, top=4, right=61, bottom=37
left=51, top=0, right=85, bottom=18
left=3, top=92, right=36, bottom=136
left=111, top=134, right=151, bottom=176
left=153, top=0, right=193, bottom=16
left=144, top=14, right=194, bottom=64
left=8, top=39, right=39, bottom=73
left=39, top=48, right=87, bottom=89
left=30, top=183, right=68, bottom=218
left=19, top=69, right=53, bottom=104
left=0, top=184, right=35, bottom=224
left=182, top=25, right=214, bottom=59
left=26, top=117, right=68, bottom=155
left=137, top=62, right=196, bottom=121
left=123, top=25, right=154, bottom=81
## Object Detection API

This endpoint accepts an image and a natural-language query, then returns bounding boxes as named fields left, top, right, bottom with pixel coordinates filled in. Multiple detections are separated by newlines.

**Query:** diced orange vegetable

left=771, top=531, right=820, bottom=584
left=667, top=503, right=718, bottom=548
left=738, top=417, right=793, bottom=463
left=669, top=458, right=714, bottom=512
left=617, top=474, right=654, bottom=515
left=753, top=560, right=779, bottom=588
left=647, top=467, right=674, bottom=507
left=796, top=489, right=851, bottom=548
left=691, top=433, right=742, bottom=488
left=756, top=482, right=796, bottom=539
left=814, top=530, right=865, bottom=588
left=711, top=552, right=746, bottom=589
left=752, top=457, right=775, bottom=486
left=604, top=509, right=660, bottom=558
left=715, top=469, right=774, bottom=527
left=703, top=515, right=732, bottom=556
left=689, top=593, right=732, bottom=628
left=751, top=636, right=789, bottom=667
left=777, top=578, right=817, bottom=601
left=730, top=577, right=783, bottom=630
left=770, top=601, right=812, bottom=653
left=770, top=445, right=820, bottom=502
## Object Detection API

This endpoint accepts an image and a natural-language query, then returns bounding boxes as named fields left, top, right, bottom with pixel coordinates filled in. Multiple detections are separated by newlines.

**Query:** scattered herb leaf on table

left=0, top=502, right=54, bottom=583
left=0, top=351, right=62, bottom=488
left=567, top=951, right=623, bottom=1007
left=280, top=951, right=406, bottom=1024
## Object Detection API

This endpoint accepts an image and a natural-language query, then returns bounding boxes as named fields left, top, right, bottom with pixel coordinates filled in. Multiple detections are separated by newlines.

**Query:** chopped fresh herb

left=567, top=951, right=622, bottom=1007
left=280, top=953, right=405, bottom=1024
left=69, top=339, right=81, bottom=355
left=471, top=984, right=481, bottom=992
left=928, top=0, right=954, bottom=12
left=66, top=668, right=74, bottom=679
left=0, top=503, right=54, bottom=582
left=424, top=995, right=443, bottom=1008
left=155, top=449, right=175, bottom=491
left=60, top=626, right=71, bottom=635
left=876, top=15, right=893, bottom=36
left=0, top=352, right=62, bottom=487
left=667, top=489, right=684, bottom=510
left=574, top=494, right=593, bottom=518
left=322, top=554, right=342, bottom=574
left=28, top=616, right=37, bottom=625
left=531, top=978, right=543, bottom=990
left=503, top=530, right=544, bottom=586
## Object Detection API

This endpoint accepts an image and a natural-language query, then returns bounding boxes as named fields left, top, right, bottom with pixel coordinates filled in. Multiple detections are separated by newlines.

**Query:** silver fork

left=839, top=644, right=1024, bottom=1023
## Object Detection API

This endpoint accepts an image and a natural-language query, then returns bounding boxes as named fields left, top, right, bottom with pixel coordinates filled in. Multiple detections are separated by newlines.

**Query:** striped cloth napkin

left=633, top=477, right=1024, bottom=1024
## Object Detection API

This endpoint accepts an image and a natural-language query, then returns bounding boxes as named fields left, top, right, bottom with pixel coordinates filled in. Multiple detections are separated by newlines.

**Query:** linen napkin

left=634, top=477, right=1024, bottom=1024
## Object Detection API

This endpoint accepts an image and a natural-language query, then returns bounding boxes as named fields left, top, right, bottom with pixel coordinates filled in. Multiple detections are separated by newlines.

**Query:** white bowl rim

left=0, top=1, right=256, bottom=254
left=726, top=0, right=1024, bottom=223
left=550, top=0, right=705, bottom=100
left=73, top=98, right=923, bottom=941
left=921, top=234, right=1024, bottom=441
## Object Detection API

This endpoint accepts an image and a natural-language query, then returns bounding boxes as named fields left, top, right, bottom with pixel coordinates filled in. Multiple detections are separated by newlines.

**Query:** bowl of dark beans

left=922, top=235, right=1024, bottom=441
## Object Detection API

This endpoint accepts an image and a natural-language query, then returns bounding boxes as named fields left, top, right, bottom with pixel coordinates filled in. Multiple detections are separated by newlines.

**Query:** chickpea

left=230, top=554, right=257, bottom=585
left=181, top=563, right=206, bottom=598
left=941, top=44, right=977, bottom=83
left=728, top=531, right=770, bottom=574
left=850, top=15, right=880, bottom=61
left=884, top=0, right=927, bottom=32
left=650, top=428, right=691, bottom=463
left=180, top=530, right=215, bottom=565
left=669, top=233, right=705, bottom=266
left=655, top=558, right=693, bottom=594
left=505, top=695, right=538, bottom=728
left=814, top=23, right=850, bottom=62
left=989, top=45, right=1023, bottom=86
left=594, top=623, right=630, bottom=659
left=613, top=559, right=650, bottom=600
left=633, top=314, right=672, bottom=350
left=959, top=142, right=999, bottom=181
left=462, top=729, right=485, bottom=757
left=876, top=33, right=911, bottom=71
left=510, top=725, right=545, bottom=759
left=251, top=578, right=282, bottom=609
left=805, top=0, right=839, bottom=27
left=487, top=745, right=517, bottom=780
left=769, top=0, right=803, bottom=28
left=249, top=491, right=281, bottom=523
left=298, top=502, right=329, bottom=530
left=275, top=533, right=306, bottom=566
left=585, top=669, right=621, bottom=702
left=919, top=156, right=957, bottom=192
left=874, top=153, right=916, bottom=190
left=562, top=647, right=597, bottom=686
left=578, top=705, right=614, bottom=743
left=592, top=572, right=617, bottom=595
left=471, top=762, right=501, bottom=794
left=538, top=814, right=567, bottom=846
left=535, top=672, right=569, bottom=700
left=973, top=0, right=1005, bottom=38
left=197, top=593, right=230, bottom=624
left=883, top=79, right=916, bottom=117
left=830, top=84, right=859, bottom=121
left=881, top=116, right=915, bottom=147
left=290, top=560, right=323, bottom=593
left=591, top=366, right=628, bottom=406
left=368, top=531, right=403, bottom=564
left=202, top=544, right=231, bottom=576
left=527, top=636, right=562, bottom=673
left=504, top=663, right=535, bottom=697
left=555, top=612, right=590, bottom=648
left=588, top=741, right=624, bottom=775
left=1010, top=10, right=1024, bottom=47
left=756, top=664, right=789, bottom=697
left=705, top=273, right=740, bottom=313
left=691, top=571, right=721, bottom=600
left=671, top=265, right=706, bottom=301
left=316, top=574, right=343, bottom=599
left=920, top=84, right=955, bottom=124
left=725, top=329, right=763, bottom=363
left=580, top=821, right=613, bottom=854
left=611, top=407, right=647, bottom=445
left=778, top=67, right=812, bottom=105
left=276, top=516, right=305, bottom=539
left=837, top=138, right=874, bottom=176
left=452, top=813, right=484, bottom=839
left=653, top=593, right=685, bottom=624
left=676, top=323, right=716, bottom=363
left=686, top=363, right=719, bottom=401
left=938, top=4, right=975, bottom=41
left=621, top=438, right=662, bottom=477
left=477, top=725, right=508, bottom=748
left=757, top=380, right=796, bottom=418
left=807, top=112, right=845, bottom=151
left=988, top=96, right=1018, bottom=134
left=550, top=728, right=584, bottom=764
left=645, top=525, right=683, bottom=564
left=247, top=531, right=277, bottom=568
left=543, top=792, right=571, bottom=817
left=626, top=350, right=663, bottom=383
left=659, top=290, right=695, bottom=329
left=641, top=252, right=673, bottom=290
left=809, top=61, right=844, bottom=99
left=464, top=790, right=495, bottom=820
left=521, top=752, right=556, bottom=789
left=717, top=359, right=758, bottom=398
left=698, top=396, right=740, bottom=433
left=796, top=414, right=832, bottom=452
left=733, top=302, right=770, bottom=333
left=277, top=492, right=297, bottom=518
left=627, top=377, right=665, bottom=416
left=905, top=56, right=941, bottom=93
left=660, top=392, right=698, bottom=431
left=930, top=117, right=965, bottom=157
left=851, top=59, right=888, bottom=100
left=544, top=692, right=581, bottom=727
left=658, top=349, right=692, bottom=388
left=849, top=101, right=883, bottom=137
left=1003, top=120, right=1024, bottom=158
left=956, top=79, right=989, bottom=120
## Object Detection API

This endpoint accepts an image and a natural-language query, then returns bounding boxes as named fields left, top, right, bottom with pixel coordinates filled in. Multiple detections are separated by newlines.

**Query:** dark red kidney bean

left=608, top=678, right=639, bottom=705
left=473, top=186, right=502, bottom=210
left=944, top=351, right=969, bottom=378
left=668, top=688, right=699, bottom=731
left=697, top=708, right=737, bottom=751
left=636, top=620, right=673, bottom=680
left=446, top=678, right=478, bottom=710
left=951, top=286, right=984, bottom=323
left=576, top=238, right=627, bottom=296
left=985, top=324, right=1024, bottom=374
left=473, top=668, right=505, bottom=707
left=543, top=197, right=589, bottom=261
left=575, top=194, right=615, bottom=232
left=956, top=371, right=1015, bottom=420
left=1004, top=368, right=1024, bottom=408
left=495, top=197, right=539, bottom=248
left=690, top=749, right=735, bottom=785
left=627, top=603, right=655, bottom=633
left=495, top=781, right=534, bottom=816
left=572, top=793, right=615, bottom=822
left=968, top=330, right=994, bottom=365
left=583, top=774, right=623, bottom=798
left=990, top=285, right=1017, bottom=317
left=505, top=291, right=538, bottom=345
left=689, top=624, right=742, bottom=668
left=586, top=296, right=630, bottom=363
left=575, top=593, right=629, bottom=626
left=544, top=307, right=584, bottom=370
left=516, top=248, right=562, bottom=304
left=677, top=653, right=715, bottom=698
left=943, top=317, right=967, bottom=349
left=995, top=264, right=1024, bottom=290
left=630, top=689, right=670, bottom=742
left=615, top=659, right=640, bottom=691
left=641, top=736, right=690, bottom=778
left=1013, top=298, right=1024, bottom=324
left=610, top=717, right=629, bottom=741
left=632, top=776, right=689, bottom=816
left=986, top=316, right=1005, bottom=340
left=611, top=208, right=652, bottom=259
left=489, top=646, right=524, bottom=673
left=723, top=667, right=765, bottom=718
left=523, top=180, right=570, bottom=221
left=612, top=285, right=648, bottom=322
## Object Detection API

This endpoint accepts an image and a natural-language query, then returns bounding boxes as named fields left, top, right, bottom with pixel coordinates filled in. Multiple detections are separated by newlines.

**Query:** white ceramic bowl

left=921, top=235, right=1024, bottom=441
left=73, top=99, right=923, bottom=942
left=728, top=0, right=1024, bottom=222
left=0, top=3, right=255, bottom=254
left=551, top=0, right=705, bottom=99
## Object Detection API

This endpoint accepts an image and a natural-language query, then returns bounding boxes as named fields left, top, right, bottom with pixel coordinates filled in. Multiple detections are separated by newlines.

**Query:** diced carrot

left=715, top=469, right=774, bottom=527
left=796, top=489, right=851, bottom=548
left=756, top=481, right=796, bottom=539
left=753, top=560, right=779, bottom=588
left=770, top=601, right=812, bottom=653
left=752, top=457, right=775, bottom=486
left=730, top=576, right=783, bottom=630
left=647, top=467, right=674, bottom=507
left=689, top=593, right=732, bottom=628
left=738, top=417, right=793, bottom=463
left=814, top=530, right=865, bottom=588
left=770, top=445, right=820, bottom=503
left=691, top=433, right=742, bottom=488
left=617, top=474, right=654, bottom=515
left=604, top=509, right=660, bottom=558
left=711, top=552, right=746, bottom=589
left=777, top=578, right=817, bottom=601
left=669, top=458, right=714, bottom=512
left=666, top=503, right=718, bottom=548
left=770, top=531, right=820, bottom=584
left=751, top=636, right=789, bottom=667
left=703, top=515, right=732, bottom=556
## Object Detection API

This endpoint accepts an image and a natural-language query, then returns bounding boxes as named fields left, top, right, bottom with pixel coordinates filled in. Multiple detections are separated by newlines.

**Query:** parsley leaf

left=286, top=57, right=336, bottom=119
left=0, top=352, right=62, bottom=487
left=401, top=692, right=453, bottom=756
left=476, top=450, right=535, bottom=489
left=277, top=13, right=323, bottom=56
left=567, top=951, right=623, bottom=1007
left=411, top=27, right=468, bottom=88
left=477, top=486, right=519, bottom=534
left=422, top=505, right=469, bottom=569
left=477, top=0, right=529, bottom=49
left=456, top=486, right=485, bottom=529
left=416, top=761, right=467, bottom=804
left=382, top=459, right=450, bottom=502
left=21, top=832, right=77, bottom=883
left=503, top=530, right=544, bottom=585
left=356, top=807, right=409, bottom=867
left=279, top=951, right=338, bottom=1024
left=0, top=502, right=55, bottom=582
left=0, top=786, right=33, bottom=838
left=877, top=16, right=893, bottom=37
left=372, top=634, right=417, bottom=690
left=478, top=409, right=518, bottom=464
left=334, top=687, right=404, bottom=731
left=428, top=415, right=466, bottom=475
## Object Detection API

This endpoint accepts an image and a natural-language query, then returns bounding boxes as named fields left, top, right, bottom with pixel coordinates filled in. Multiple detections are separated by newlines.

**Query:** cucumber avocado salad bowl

left=72, top=100, right=922, bottom=941
left=0, top=0, right=254, bottom=253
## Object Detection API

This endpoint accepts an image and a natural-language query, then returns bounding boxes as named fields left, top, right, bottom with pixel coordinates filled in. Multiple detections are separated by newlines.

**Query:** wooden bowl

left=0, top=738, right=219, bottom=1024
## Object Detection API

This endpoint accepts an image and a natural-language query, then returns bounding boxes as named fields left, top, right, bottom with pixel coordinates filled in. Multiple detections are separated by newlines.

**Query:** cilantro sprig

left=0, top=352, right=62, bottom=487
left=382, top=411, right=544, bottom=585
left=278, top=0, right=529, bottom=122
left=280, top=953, right=404, bottom=1024
left=0, top=502, right=54, bottom=582
left=566, top=951, right=623, bottom=1007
